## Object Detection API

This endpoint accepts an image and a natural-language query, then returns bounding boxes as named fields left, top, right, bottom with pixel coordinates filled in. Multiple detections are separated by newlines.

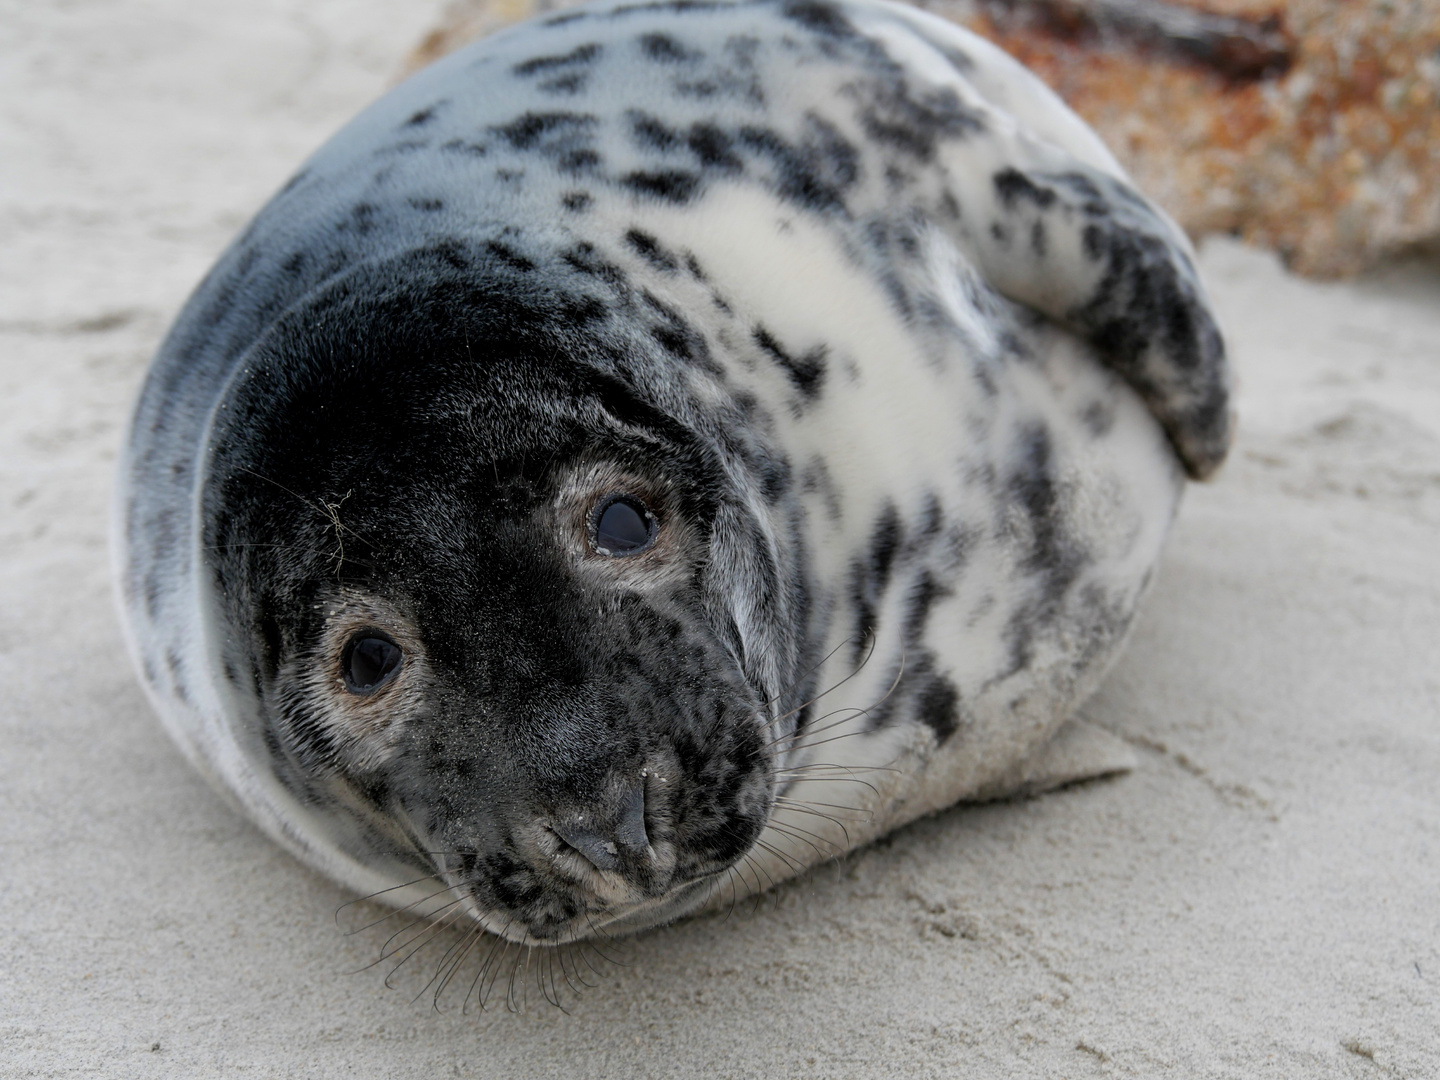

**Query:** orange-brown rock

left=402, top=0, right=1440, bottom=277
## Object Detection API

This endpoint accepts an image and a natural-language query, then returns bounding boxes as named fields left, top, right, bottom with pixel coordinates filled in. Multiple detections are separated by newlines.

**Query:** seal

left=114, top=0, right=1230, bottom=946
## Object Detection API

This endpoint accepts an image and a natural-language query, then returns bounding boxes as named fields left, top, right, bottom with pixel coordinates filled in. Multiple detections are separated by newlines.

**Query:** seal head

left=198, top=246, right=802, bottom=941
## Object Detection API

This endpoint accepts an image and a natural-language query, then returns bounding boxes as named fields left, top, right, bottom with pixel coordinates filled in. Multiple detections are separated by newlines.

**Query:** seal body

left=115, top=0, right=1229, bottom=944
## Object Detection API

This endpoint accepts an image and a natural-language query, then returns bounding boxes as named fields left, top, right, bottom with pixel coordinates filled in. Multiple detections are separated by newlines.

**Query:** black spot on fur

left=625, top=228, right=680, bottom=272
left=630, top=111, right=681, bottom=151
left=994, top=167, right=1057, bottom=209
left=540, top=73, right=588, bottom=95
left=561, top=149, right=602, bottom=173
left=642, top=290, right=713, bottom=369
left=1002, top=425, right=1083, bottom=675
left=485, top=241, right=536, bottom=272
left=902, top=569, right=946, bottom=644
left=378, top=139, right=430, bottom=156
left=513, top=43, right=602, bottom=76
left=403, top=103, right=445, bottom=128
left=847, top=502, right=901, bottom=657
left=556, top=293, right=608, bottom=328
left=493, top=111, right=598, bottom=150
left=913, top=673, right=959, bottom=741
left=562, top=242, right=629, bottom=287
left=858, top=82, right=984, bottom=163
left=1081, top=400, right=1114, bottom=437
left=781, top=0, right=857, bottom=38
left=737, top=120, right=857, bottom=213
left=752, top=325, right=826, bottom=399
left=622, top=169, right=701, bottom=203
left=640, top=31, right=701, bottom=62
left=337, top=203, right=378, bottom=236
left=867, top=505, right=903, bottom=594
left=408, top=197, right=444, bottom=212
left=561, top=190, right=593, bottom=211
left=939, top=46, right=974, bottom=74
left=687, top=123, right=744, bottom=171
left=427, top=239, right=472, bottom=272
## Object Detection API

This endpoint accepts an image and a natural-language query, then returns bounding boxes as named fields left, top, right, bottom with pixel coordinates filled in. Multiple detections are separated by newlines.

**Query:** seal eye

left=342, top=634, right=402, bottom=693
left=593, top=496, right=656, bottom=556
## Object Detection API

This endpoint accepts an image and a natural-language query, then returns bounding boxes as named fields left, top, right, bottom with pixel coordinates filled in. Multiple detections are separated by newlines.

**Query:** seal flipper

left=952, top=152, right=1233, bottom=480
left=966, top=718, right=1138, bottom=802
left=854, top=1, right=1232, bottom=479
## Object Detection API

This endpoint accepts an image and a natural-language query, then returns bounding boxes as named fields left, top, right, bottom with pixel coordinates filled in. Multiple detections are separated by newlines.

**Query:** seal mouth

left=563, top=873, right=725, bottom=939
left=442, top=869, right=726, bottom=946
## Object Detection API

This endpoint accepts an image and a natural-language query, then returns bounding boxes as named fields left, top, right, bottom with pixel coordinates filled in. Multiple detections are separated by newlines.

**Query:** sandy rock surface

left=2, top=1, right=1438, bottom=1077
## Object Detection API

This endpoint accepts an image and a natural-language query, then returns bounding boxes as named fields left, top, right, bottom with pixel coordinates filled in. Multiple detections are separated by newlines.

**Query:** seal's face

left=204, top=269, right=782, bottom=942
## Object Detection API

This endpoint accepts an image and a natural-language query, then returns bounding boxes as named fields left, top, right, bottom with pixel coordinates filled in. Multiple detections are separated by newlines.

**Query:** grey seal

left=114, top=0, right=1230, bottom=946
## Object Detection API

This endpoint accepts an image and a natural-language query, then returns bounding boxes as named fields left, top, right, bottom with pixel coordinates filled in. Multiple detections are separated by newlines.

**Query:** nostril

left=614, top=781, right=648, bottom=853
left=551, top=821, right=621, bottom=873
left=548, top=780, right=652, bottom=874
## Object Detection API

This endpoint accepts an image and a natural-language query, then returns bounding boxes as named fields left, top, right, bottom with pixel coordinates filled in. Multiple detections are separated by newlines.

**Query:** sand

left=2, top=1, right=1437, bottom=1076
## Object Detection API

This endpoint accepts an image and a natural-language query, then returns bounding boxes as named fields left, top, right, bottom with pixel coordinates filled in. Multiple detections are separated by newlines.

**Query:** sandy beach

left=2, top=1, right=1437, bottom=1076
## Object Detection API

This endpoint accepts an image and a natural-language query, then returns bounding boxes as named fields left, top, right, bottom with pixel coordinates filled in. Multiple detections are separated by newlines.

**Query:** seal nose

left=551, top=780, right=649, bottom=874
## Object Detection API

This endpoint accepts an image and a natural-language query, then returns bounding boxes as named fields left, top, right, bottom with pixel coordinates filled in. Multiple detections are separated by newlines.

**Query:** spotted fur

left=114, top=0, right=1229, bottom=944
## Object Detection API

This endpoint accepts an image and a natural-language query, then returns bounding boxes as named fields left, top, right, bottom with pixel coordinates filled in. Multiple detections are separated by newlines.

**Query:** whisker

left=362, top=887, right=463, bottom=956
left=763, top=822, right=833, bottom=862
left=772, top=639, right=906, bottom=755
left=402, top=913, right=472, bottom=1004
left=381, top=922, right=458, bottom=992
left=465, top=922, right=513, bottom=1014
left=573, top=938, right=610, bottom=982
left=775, top=760, right=901, bottom=775
left=507, top=941, right=530, bottom=1012
left=772, top=795, right=871, bottom=819
left=752, top=836, right=806, bottom=875
left=339, top=879, right=458, bottom=936
left=764, top=705, right=865, bottom=751
left=379, top=901, right=470, bottom=988
left=766, top=818, right=845, bottom=859
left=430, top=925, right=487, bottom=1010
left=556, top=943, right=590, bottom=995
left=742, top=634, right=864, bottom=726
left=378, top=892, right=471, bottom=959
left=773, top=719, right=875, bottom=754
left=774, top=771, right=883, bottom=796
left=757, top=634, right=880, bottom=745
left=740, top=851, right=779, bottom=914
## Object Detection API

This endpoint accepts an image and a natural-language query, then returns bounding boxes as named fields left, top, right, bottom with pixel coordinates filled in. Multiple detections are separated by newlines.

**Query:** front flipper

left=968, top=718, right=1139, bottom=802
left=951, top=147, right=1233, bottom=479
left=858, top=3, right=1233, bottom=479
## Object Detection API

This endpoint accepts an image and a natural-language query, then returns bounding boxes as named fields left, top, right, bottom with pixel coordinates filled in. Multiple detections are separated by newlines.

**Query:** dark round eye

left=593, top=495, right=656, bottom=556
left=342, top=634, right=403, bottom=693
